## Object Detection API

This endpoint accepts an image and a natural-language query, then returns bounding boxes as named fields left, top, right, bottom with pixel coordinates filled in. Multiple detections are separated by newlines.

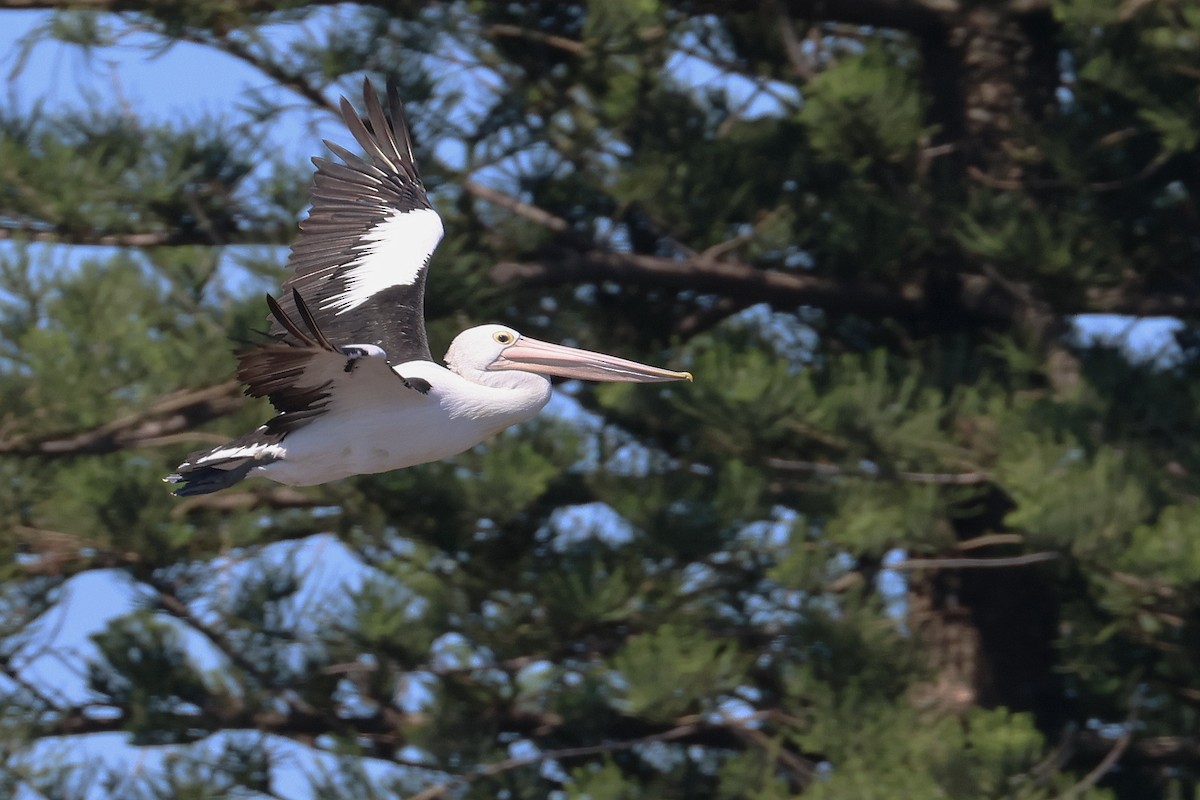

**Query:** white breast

left=258, top=361, right=552, bottom=486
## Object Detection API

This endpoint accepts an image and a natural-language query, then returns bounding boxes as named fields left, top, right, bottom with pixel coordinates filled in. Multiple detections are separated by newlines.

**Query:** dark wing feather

left=248, top=291, right=420, bottom=437
left=272, top=78, right=442, bottom=363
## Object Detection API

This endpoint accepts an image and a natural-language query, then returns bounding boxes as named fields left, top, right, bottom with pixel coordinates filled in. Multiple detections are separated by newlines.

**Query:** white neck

left=465, top=366, right=548, bottom=393
left=436, top=364, right=553, bottom=428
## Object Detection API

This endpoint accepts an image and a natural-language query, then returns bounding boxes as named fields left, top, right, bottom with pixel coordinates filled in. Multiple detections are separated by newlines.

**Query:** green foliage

left=568, top=759, right=642, bottom=800
left=798, top=44, right=932, bottom=169
left=1121, top=505, right=1200, bottom=585
left=89, top=613, right=215, bottom=745
left=0, top=109, right=265, bottom=242
left=1, top=1, right=1199, bottom=799
left=804, top=707, right=1113, bottom=800
left=1001, top=434, right=1151, bottom=554
left=610, top=624, right=748, bottom=722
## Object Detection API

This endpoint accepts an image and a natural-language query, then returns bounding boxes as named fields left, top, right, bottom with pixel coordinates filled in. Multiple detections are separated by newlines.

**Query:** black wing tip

left=338, top=94, right=359, bottom=128
left=361, top=77, right=404, bottom=122
left=290, top=289, right=336, bottom=351
left=360, top=76, right=401, bottom=114
left=361, top=75, right=380, bottom=106
left=265, top=290, right=336, bottom=352
left=333, top=76, right=420, bottom=181
left=265, top=292, right=310, bottom=346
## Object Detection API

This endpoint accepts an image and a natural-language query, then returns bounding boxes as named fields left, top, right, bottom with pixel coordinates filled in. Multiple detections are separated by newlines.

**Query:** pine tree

left=1, top=1, right=1198, bottom=798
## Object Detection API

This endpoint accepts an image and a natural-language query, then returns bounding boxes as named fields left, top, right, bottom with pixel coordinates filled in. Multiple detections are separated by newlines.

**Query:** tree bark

left=903, top=0, right=1068, bottom=734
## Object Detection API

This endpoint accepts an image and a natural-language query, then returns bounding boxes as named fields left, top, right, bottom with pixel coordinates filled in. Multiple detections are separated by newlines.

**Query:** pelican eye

left=493, top=331, right=516, bottom=345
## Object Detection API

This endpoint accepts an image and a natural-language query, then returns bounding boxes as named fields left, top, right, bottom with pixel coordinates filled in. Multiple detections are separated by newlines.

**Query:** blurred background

left=0, top=1, right=1198, bottom=798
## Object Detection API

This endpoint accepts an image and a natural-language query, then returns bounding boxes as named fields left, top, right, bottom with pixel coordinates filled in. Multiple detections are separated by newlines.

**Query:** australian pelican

left=166, top=80, right=690, bottom=496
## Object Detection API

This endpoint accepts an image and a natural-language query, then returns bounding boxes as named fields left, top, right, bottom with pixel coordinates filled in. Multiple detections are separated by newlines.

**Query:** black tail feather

left=165, top=430, right=284, bottom=496
left=165, top=461, right=259, bottom=497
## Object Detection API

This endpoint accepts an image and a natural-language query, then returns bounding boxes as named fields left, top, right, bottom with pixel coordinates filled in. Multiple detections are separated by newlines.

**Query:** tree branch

left=0, top=0, right=962, bottom=31
left=0, top=0, right=113, bottom=6
left=767, top=457, right=994, bottom=485
left=201, top=33, right=340, bottom=116
left=492, top=251, right=928, bottom=320
left=0, top=382, right=244, bottom=457
left=712, top=0, right=951, bottom=35
left=141, top=574, right=416, bottom=749
left=892, top=552, right=1059, bottom=570
left=0, top=222, right=291, bottom=248
left=463, top=180, right=575, bottom=237
left=493, top=251, right=1200, bottom=325
left=0, top=0, right=354, bottom=12
left=484, top=23, right=587, bottom=55
left=1056, top=693, right=1138, bottom=798
left=402, top=711, right=788, bottom=800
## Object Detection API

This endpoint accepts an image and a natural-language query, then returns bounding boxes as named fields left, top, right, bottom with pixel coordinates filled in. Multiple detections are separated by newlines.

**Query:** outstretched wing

left=272, top=78, right=443, bottom=363
left=249, top=290, right=429, bottom=438
left=168, top=290, right=429, bottom=496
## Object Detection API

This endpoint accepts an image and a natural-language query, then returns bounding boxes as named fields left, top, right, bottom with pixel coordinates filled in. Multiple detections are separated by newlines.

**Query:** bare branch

left=484, top=24, right=587, bottom=55
left=968, top=148, right=1171, bottom=193
left=0, top=0, right=356, bottom=13
left=0, top=221, right=292, bottom=248
left=733, top=724, right=816, bottom=787
left=0, top=0, right=115, bottom=7
left=203, top=34, right=340, bottom=116
left=698, top=229, right=759, bottom=262
left=723, top=0, right=950, bottom=35
left=0, top=382, right=244, bottom=457
left=767, top=457, right=993, bottom=485
left=892, top=552, right=1059, bottom=570
left=494, top=249, right=1200, bottom=324
left=467, top=182, right=1200, bottom=324
left=955, top=533, right=1026, bottom=550
left=0, top=657, right=64, bottom=715
left=492, top=251, right=926, bottom=319
left=0, top=225, right=209, bottom=248
left=771, top=0, right=815, bottom=80
left=1057, top=691, right=1140, bottom=797
left=463, top=180, right=574, bottom=236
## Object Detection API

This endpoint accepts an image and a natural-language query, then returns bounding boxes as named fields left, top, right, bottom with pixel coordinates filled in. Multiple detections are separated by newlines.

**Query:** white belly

left=257, top=362, right=551, bottom=486
left=260, top=409, right=485, bottom=485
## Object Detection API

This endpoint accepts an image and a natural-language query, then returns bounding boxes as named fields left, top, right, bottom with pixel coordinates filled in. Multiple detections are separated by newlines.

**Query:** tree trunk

left=908, top=0, right=1067, bottom=733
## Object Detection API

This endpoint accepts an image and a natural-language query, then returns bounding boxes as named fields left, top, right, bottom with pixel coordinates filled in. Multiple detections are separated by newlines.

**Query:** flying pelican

left=166, top=80, right=691, bottom=496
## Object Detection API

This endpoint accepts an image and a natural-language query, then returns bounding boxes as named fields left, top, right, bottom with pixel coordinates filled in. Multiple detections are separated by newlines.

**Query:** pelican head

left=445, top=324, right=692, bottom=384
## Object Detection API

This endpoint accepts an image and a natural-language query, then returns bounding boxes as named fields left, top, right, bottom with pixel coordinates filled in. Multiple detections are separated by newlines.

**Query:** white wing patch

left=196, top=440, right=286, bottom=464
left=324, top=207, right=444, bottom=314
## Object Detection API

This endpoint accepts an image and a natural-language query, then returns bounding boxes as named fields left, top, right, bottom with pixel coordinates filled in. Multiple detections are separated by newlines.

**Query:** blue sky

left=0, top=7, right=1186, bottom=797
left=1, top=6, right=1181, bottom=361
left=0, top=12, right=376, bottom=798
left=0, top=15, right=630, bottom=794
